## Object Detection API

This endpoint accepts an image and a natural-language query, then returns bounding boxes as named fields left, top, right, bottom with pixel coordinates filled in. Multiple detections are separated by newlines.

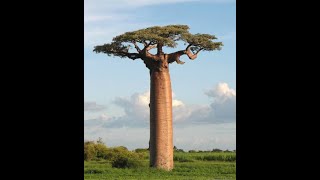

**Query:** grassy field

left=84, top=152, right=236, bottom=180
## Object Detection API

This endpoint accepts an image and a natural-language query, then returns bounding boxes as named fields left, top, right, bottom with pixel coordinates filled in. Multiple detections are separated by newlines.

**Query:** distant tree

left=212, top=148, right=222, bottom=152
left=97, top=137, right=104, bottom=144
left=188, top=150, right=197, bottom=153
left=177, top=149, right=185, bottom=152
left=173, top=146, right=184, bottom=152
left=84, top=141, right=96, bottom=161
left=135, top=148, right=149, bottom=153
left=173, top=146, right=178, bottom=151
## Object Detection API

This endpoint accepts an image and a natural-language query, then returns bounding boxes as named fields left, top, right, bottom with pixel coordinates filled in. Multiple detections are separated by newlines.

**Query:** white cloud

left=84, top=82, right=236, bottom=127
left=113, top=91, right=150, bottom=120
left=205, top=82, right=236, bottom=101
left=196, top=83, right=236, bottom=123
left=84, top=101, right=106, bottom=112
left=84, top=83, right=236, bottom=150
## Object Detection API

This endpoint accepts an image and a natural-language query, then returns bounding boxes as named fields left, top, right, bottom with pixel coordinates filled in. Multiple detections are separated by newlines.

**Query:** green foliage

left=84, top=146, right=236, bottom=179
left=134, top=148, right=149, bottom=153
left=84, top=141, right=96, bottom=161
left=84, top=155, right=236, bottom=179
left=111, top=151, right=143, bottom=169
left=182, top=33, right=222, bottom=51
left=95, top=143, right=109, bottom=159
left=93, top=24, right=223, bottom=58
left=173, top=155, right=194, bottom=162
left=173, top=146, right=185, bottom=152
left=112, top=25, right=190, bottom=48
left=84, top=140, right=147, bottom=169
left=174, top=151, right=236, bottom=162
left=93, top=41, right=130, bottom=58
left=212, top=148, right=223, bottom=152
left=84, top=139, right=109, bottom=161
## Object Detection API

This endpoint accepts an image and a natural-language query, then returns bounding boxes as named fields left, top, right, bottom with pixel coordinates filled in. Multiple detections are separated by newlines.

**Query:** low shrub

left=111, top=152, right=143, bottom=168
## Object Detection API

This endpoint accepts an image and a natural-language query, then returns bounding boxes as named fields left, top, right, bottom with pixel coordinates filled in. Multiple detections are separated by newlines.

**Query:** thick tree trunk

left=149, top=68, right=173, bottom=170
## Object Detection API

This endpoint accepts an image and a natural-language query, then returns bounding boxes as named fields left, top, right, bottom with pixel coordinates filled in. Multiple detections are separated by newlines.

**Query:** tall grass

left=174, top=152, right=236, bottom=162
left=84, top=159, right=236, bottom=180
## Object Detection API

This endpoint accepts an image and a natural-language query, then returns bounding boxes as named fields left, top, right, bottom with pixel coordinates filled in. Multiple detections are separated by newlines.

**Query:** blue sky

left=84, top=0, right=236, bottom=151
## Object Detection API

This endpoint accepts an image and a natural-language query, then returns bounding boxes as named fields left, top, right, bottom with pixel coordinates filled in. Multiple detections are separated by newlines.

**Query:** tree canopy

left=93, top=25, right=223, bottom=67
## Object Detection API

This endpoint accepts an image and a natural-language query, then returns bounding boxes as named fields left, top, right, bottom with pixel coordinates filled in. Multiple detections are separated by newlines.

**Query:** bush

left=84, top=140, right=110, bottom=161
left=135, top=148, right=149, bottom=153
left=95, top=143, right=109, bottom=159
left=103, top=146, right=130, bottom=160
left=212, top=148, right=222, bottom=152
left=84, top=141, right=96, bottom=161
left=111, top=152, right=142, bottom=168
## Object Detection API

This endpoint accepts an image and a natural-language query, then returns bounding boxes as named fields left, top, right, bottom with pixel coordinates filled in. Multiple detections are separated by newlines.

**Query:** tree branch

left=107, top=50, right=141, bottom=60
left=143, top=41, right=148, bottom=47
left=132, top=41, right=141, bottom=53
left=184, top=46, right=203, bottom=60
left=146, top=44, right=157, bottom=51
left=186, top=44, right=193, bottom=50
left=157, top=43, right=163, bottom=55
left=167, top=45, right=203, bottom=64
left=167, top=50, right=185, bottom=64
left=185, top=48, right=197, bottom=60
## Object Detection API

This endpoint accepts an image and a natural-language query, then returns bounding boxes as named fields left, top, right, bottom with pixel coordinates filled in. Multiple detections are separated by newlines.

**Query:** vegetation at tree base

left=84, top=140, right=236, bottom=179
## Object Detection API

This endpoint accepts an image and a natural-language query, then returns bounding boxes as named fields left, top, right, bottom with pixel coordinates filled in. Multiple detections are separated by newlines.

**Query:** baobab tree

left=93, top=25, right=222, bottom=170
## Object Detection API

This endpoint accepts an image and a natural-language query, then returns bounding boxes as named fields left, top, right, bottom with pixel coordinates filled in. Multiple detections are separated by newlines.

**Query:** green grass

left=84, top=152, right=236, bottom=180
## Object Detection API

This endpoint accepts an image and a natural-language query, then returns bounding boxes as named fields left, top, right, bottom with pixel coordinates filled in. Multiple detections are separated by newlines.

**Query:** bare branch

left=146, top=44, right=157, bottom=51
left=143, top=41, right=148, bottom=46
left=185, top=47, right=197, bottom=60
left=184, top=46, right=203, bottom=60
left=167, top=50, right=185, bottom=65
left=157, top=43, right=163, bottom=55
left=132, top=41, right=141, bottom=53
left=144, top=51, right=160, bottom=61
left=186, top=44, right=193, bottom=50
left=167, top=45, right=203, bottom=63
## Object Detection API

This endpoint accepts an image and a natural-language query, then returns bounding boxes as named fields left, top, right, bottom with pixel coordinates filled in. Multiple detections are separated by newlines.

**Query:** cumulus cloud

left=84, top=83, right=236, bottom=150
left=84, top=82, right=236, bottom=128
left=205, top=82, right=236, bottom=99
left=171, top=82, right=236, bottom=125
left=201, top=82, right=236, bottom=123
left=84, top=101, right=106, bottom=112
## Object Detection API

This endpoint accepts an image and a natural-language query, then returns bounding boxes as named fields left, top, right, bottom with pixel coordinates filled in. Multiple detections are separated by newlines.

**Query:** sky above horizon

left=84, top=0, right=236, bottom=151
